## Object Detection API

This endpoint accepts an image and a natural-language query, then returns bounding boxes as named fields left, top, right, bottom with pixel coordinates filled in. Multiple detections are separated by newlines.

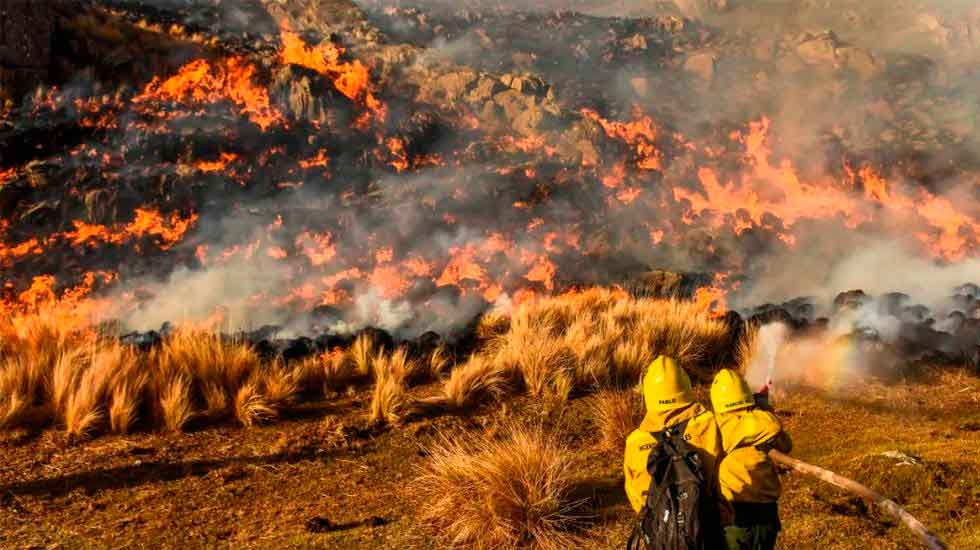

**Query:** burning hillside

left=2, top=4, right=980, bottom=549
left=0, top=0, right=977, bottom=365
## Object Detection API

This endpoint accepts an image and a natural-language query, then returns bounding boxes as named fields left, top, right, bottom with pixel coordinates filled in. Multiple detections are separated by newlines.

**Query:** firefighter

left=624, top=355, right=727, bottom=517
left=711, top=369, right=793, bottom=550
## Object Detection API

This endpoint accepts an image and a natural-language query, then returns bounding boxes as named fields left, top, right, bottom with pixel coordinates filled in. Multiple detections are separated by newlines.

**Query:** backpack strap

left=653, top=416, right=694, bottom=444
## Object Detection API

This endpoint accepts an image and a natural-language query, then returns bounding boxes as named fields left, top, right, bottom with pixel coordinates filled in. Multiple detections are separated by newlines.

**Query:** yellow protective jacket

left=715, top=408, right=792, bottom=504
left=623, top=403, right=724, bottom=515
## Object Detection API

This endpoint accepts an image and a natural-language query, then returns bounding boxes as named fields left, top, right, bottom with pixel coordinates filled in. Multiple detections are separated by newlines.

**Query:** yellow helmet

left=642, top=356, right=695, bottom=412
left=711, top=369, right=755, bottom=414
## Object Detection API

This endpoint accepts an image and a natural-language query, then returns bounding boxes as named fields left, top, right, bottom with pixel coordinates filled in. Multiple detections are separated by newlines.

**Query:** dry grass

left=350, top=333, right=378, bottom=379
left=427, top=289, right=730, bottom=412
left=0, top=339, right=149, bottom=439
left=415, top=423, right=586, bottom=549
left=157, top=373, right=194, bottom=432
left=298, top=346, right=372, bottom=395
left=368, top=347, right=419, bottom=425
left=418, top=354, right=514, bottom=414
left=234, top=381, right=277, bottom=427
left=0, top=289, right=733, bottom=439
left=0, top=325, right=307, bottom=436
left=589, top=389, right=644, bottom=451
left=735, top=321, right=758, bottom=374
left=428, top=344, right=452, bottom=378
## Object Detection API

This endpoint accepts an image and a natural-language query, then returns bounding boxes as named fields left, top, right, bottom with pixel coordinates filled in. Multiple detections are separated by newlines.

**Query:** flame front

left=0, top=10, right=977, bottom=335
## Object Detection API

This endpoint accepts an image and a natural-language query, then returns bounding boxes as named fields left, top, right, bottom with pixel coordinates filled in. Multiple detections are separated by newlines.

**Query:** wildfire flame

left=2, top=7, right=978, bottom=337
left=279, top=23, right=385, bottom=116
left=134, top=57, right=283, bottom=130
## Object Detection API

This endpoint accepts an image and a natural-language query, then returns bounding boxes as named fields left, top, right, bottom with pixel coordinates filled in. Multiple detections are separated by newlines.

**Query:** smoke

left=101, top=0, right=980, bottom=338
left=735, top=238, right=980, bottom=315
left=114, top=257, right=299, bottom=332
left=4, top=0, right=978, bottom=349
left=743, top=321, right=898, bottom=395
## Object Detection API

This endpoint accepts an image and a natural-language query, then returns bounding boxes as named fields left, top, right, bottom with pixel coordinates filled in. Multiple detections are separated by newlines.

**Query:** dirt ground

left=2, top=368, right=978, bottom=549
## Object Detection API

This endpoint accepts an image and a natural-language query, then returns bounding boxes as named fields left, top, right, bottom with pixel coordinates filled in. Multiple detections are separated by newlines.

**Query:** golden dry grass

left=414, top=423, right=586, bottom=550
left=418, top=354, right=514, bottom=413
left=0, top=289, right=732, bottom=439
left=422, top=289, right=730, bottom=412
left=0, top=326, right=306, bottom=435
left=428, top=344, right=452, bottom=378
left=368, top=347, right=422, bottom=425
left=589, top=389, right=644, bottom=451
left=0, top=338, right=148, bottom=439
left=350, top=333, right=378, bottom=379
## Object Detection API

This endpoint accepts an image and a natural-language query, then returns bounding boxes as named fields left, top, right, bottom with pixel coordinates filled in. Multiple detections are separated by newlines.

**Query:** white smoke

left=736, top=239, right=980, bottom=317
left=743, top=321, right=881, bottom=395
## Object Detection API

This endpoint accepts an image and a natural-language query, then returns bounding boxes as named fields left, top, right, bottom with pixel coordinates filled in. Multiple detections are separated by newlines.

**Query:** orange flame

left=0, top=167, right=15, bottom=188
left=56, top=209, right=197, bottom=251
left=673, top=118, right=868, bottom=241
left=279, top=24, right=385, bottom=116
left=134, top=57, right=282, bottom=130
left=299, top=149, right=330, bottom=169
left=295, top=231, right=336, bottom=266
left=693, top=273, right=730, bottom=319
left=858, top=166, right=979, bottom=261
left=386, top=137, right=410, bottom=172
left=195, top=153, right=239, bottom=172
left=124, top=209, right=197, bottom=250
left=582, top=108, right=662, bottom=171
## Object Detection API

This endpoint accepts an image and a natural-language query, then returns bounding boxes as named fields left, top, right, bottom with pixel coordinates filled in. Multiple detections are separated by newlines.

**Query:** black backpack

left=627, top=416, right=719, bottom=550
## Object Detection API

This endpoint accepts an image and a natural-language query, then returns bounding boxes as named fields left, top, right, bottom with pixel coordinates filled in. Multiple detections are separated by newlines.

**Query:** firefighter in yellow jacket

left=711, top=369, right=792, bottom=550
left=624, top=356, right=727, bottom=520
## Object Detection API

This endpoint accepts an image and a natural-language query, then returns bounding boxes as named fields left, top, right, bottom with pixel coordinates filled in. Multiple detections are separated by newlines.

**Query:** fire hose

left=768, top=450, right=947, bottom=550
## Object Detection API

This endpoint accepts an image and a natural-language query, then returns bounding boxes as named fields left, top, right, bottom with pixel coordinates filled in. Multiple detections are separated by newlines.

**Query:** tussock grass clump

left=475, top=311, right=511, bottom=343
left=151, top=330, right=275, bottom=427
left=298, top=346, right=370, bottom=395
left=368, top=347, right=419, bottom=425
left=0, top=340, right=147, bottom=439
left=418, top=354, right=513, bottom=414
left=0, top=306, right=88, bottom=367
left=590, top=389, right=645, bottom=451
left=156, top=373, right=193, bottom=432
left=0, top=323, right=310, bottom=435
left=736, top=321, right=759, bottom=374
left=415, top=423, right=586, bottom=549
left=428, top=289, right=731, bottom=412
left=350, top=333, right=378, bottom=379
left=234, top=381, right=277, bottom=427
left=428, top=344, right=452, bottom=378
